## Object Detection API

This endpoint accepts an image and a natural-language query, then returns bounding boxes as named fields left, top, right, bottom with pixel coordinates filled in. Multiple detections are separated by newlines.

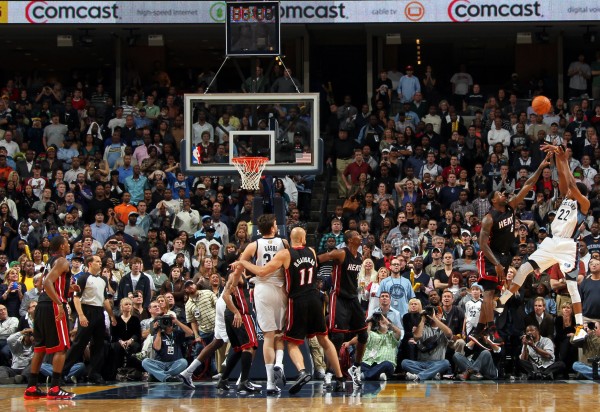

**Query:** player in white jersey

left=500, top=144, right=589, bottom=341
left=238, top=214, right=289, bottom=394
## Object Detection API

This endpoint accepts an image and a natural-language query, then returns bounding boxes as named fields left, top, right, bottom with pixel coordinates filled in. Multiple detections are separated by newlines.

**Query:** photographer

left=0, top=329, right=34, bottom=383
left=356, top=313, right=401, bottom=381
left=519, top=324, right=564, bottom=380
left=400, top=306, right=453, bottom=381
left=141, top=312, right=193, bottom=383
left=570, top=321, right=600, bottom=379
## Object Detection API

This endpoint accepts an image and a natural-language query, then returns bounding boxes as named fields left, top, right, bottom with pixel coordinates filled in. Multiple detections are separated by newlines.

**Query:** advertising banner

left=4, top=1, right=599, bottom=24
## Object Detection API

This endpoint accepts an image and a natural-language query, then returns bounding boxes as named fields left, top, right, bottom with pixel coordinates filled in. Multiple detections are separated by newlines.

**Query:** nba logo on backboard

left=405, top=1, right=425, bottom=21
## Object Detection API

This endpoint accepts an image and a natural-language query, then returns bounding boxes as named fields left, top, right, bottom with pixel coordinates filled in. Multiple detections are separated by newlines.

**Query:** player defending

left=237, top=214, right=289, bottom=393
left=473, top=154, right=550, bottom=342
left=25, top=236, right=78, bottom=400
left=500, top=145, right=589, bottom=341
left=218, top=267, right=259, bottom=394
left=237, top=227, right=346, bottom=394
left=317, top=230, right=367, bottom=388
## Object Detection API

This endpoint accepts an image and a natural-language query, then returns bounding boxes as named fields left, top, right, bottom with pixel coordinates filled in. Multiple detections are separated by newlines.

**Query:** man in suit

left=15, top=150, right=36, bottom=180
left=524, top=297, right=555, bottom=338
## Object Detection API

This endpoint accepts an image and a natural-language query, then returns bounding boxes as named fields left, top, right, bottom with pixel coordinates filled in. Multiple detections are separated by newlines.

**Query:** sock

left=240, top=351, right=252, bottom=382
left=28, top=373, right=39, bottom=387
left=221, top=350, right=242, bottom=380
left=275, top=350, right=284, bottom=369
left=186, top=359, right=202, bottom=375
left=335, top=375, right=345, bottom=381
left=51, top=371, right=61, bottom=388
left=575, top=313, right=584, bottom=325
left=265, top=364, right=275, bottom=389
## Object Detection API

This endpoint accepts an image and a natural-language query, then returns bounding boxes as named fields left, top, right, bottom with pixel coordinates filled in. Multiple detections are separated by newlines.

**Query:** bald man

left=237, top=228, right=345, bottom=393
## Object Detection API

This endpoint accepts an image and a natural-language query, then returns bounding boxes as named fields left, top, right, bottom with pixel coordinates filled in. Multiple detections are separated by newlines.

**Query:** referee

left=63, top=255, right=116, bottom=384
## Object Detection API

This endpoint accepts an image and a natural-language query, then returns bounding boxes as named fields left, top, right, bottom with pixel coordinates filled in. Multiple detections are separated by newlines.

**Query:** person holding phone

left=0, top=268, right=26, bottom=318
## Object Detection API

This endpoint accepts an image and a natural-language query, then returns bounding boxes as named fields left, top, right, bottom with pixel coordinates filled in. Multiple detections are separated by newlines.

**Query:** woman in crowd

left=192, top=257, right=218, bottom=290
left=109, top=297, right=142, bottom=380
left=554, top=302, right=578, bottom=379
left=160, top=266, right=186, bottom=308
left=0, top=268, right=26, bottom=318
left=401, top=298, right=423, bottom=361
left=358, top=258, right=376, bottom=310
left=364, top=267, right=389, bottom=318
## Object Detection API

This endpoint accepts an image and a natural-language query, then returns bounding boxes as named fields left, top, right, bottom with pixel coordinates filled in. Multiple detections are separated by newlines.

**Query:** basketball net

left=231, top=157, right=268, bottom=191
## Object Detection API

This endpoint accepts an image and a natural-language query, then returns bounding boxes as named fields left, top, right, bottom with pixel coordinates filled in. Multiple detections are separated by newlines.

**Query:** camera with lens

left=157, top=315, right=173, bottom=330
left=526, top=333, right=534, bottom=341
left=369, top=313, right=383, bottom=332
left=588, top=322, right=596, bottom=331
left=422, top=306, right=436, bottom=318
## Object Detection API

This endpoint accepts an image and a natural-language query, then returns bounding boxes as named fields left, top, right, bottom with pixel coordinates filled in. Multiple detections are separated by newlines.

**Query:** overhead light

left=57, top=35, right=73, bottom=47
left=148, top=34, right=164, bottom=47
left=386, top=34, right=402, bottom=45
left=516, top=32, right=532, bottom=44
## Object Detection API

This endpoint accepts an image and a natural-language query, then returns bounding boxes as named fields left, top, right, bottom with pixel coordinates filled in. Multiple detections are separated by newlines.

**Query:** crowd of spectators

left=0, top=52, right=600, bottom=384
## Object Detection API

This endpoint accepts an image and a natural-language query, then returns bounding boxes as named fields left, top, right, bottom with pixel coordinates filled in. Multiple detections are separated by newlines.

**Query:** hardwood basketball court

left=3, top=380, right=599, bottom=411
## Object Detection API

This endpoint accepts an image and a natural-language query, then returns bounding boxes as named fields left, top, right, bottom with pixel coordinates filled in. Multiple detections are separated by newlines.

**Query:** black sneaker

left=266, top=386, right=281, bottom=395
left=166, top=376, right=182, bottom=383
left=46, top=386, right=76, bottom=400
left=88, top=373, right=105, bottom=385
left=237, top=380, right=261, bottom=394
left=331, top=378, right=345, bottom=392
left=216, top=378, right=231, bottom=391
left=487, top=325, right=504, bottom=346
left=273, top=366, right=286, bottom=388
left=24, top=385, right=47, bottom=400
left=179, top=373, right=195, bottom=389
left=289, top=370, right=312, bottom=395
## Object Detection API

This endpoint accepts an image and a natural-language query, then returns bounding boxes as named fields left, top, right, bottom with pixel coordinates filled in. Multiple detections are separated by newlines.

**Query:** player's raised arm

left=508, top=152, right=552, bottom=209
left=554, top=144, right=590, bottom=214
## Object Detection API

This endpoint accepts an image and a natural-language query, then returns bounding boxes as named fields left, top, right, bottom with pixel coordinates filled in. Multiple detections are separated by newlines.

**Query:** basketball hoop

left=231, top=157, right=268, bottom=190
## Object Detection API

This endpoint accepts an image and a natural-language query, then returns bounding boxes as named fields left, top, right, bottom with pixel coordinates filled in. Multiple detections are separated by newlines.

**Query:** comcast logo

left=210, top=2, right=226, bottom=23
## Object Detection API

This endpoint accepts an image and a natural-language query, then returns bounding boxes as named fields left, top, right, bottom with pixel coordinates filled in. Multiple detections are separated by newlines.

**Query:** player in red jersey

left=24, top=236, right=79, bottom=401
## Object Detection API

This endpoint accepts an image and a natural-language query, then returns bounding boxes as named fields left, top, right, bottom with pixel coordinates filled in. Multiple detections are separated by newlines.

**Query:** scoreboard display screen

left=226, top=1, right=280, bottom=56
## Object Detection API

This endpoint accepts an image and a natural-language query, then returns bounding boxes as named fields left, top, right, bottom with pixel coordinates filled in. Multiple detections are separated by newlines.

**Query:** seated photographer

left=400, top=306, right=453, bottom=381
left=0, top=329, right=34, bottom=383
left=570, top=321, right=600, bottom=380
left=519, top=324, right=564, bottom=380
left=343, top=312, right=401, bottom=381
left=453, top=332, right=502, bottom=381
left=141, top=313, right=193, bottom=382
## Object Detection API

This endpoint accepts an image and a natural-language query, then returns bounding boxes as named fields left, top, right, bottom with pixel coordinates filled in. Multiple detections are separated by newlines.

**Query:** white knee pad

left=566, top=280, right=581, bottom=304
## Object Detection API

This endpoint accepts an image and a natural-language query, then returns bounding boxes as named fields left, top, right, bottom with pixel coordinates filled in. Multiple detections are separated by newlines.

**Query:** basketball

left=531, top=95, right=552, bottom=115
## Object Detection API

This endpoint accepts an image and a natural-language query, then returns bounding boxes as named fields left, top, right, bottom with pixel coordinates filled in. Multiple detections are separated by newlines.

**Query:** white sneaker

left=348, top=365, right=362, bottom=387
left=573, top=325, right=587, bottom=342
left=406, top=372, right=420, bottom=382
left=379, top=373, right=387, bottom=381
left=323, top=372, right=333, bottom=388
left=212, top=373, right=222, bottom=380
